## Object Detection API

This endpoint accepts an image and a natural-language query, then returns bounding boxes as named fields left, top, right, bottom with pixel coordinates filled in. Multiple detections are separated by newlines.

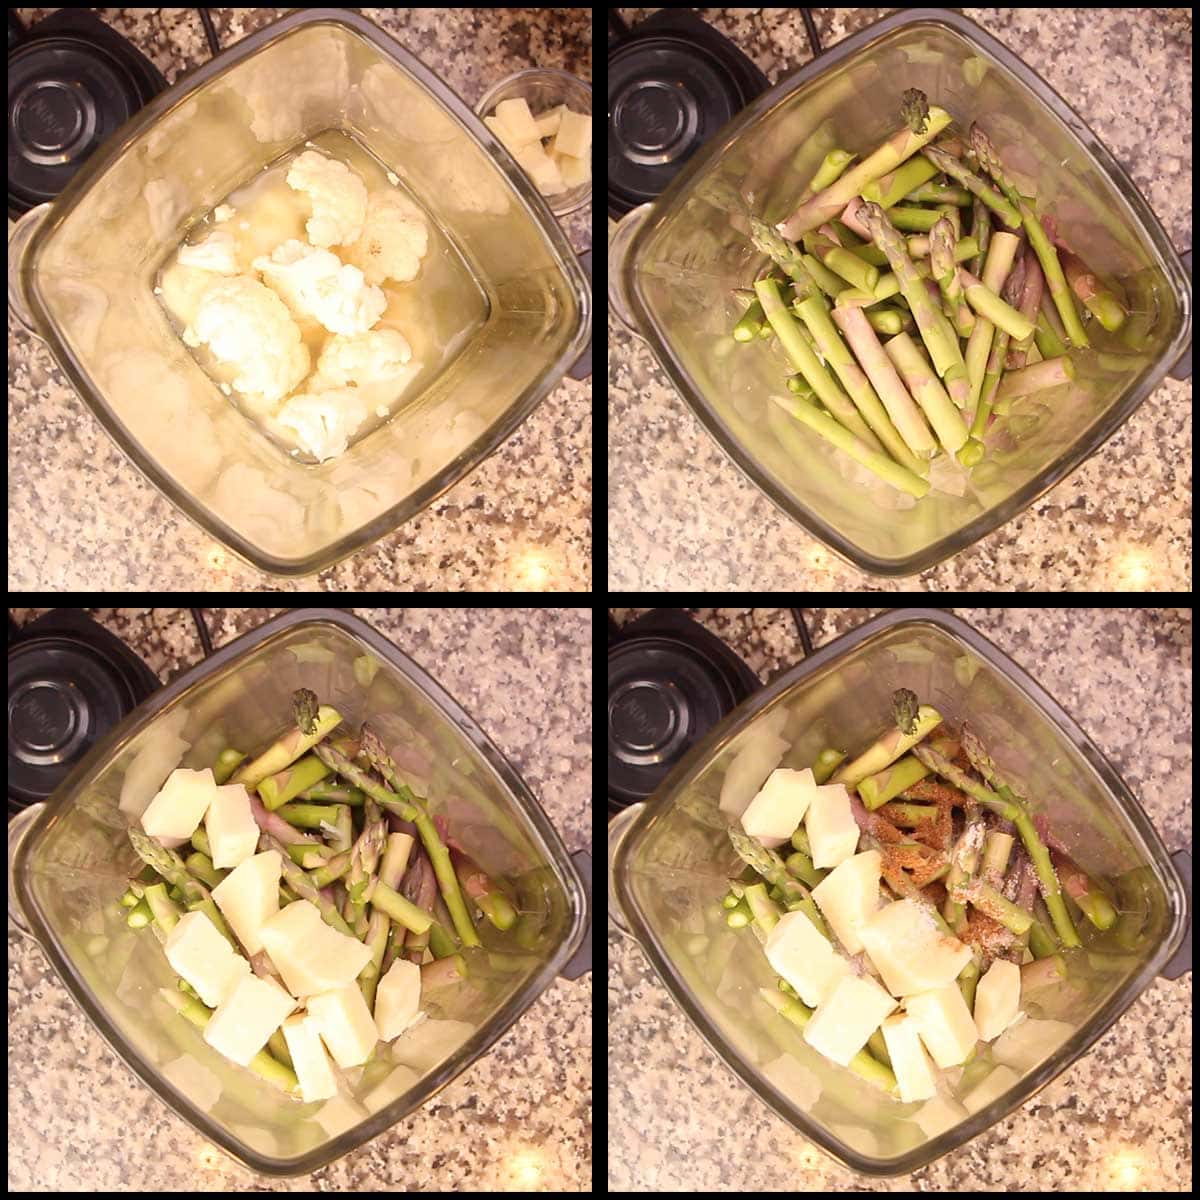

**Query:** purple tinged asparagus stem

left=829, top=306, right=938, bottom=458
left=1006, top=251, right=1045, bottom=369
left=793, top=292, right=927, bottom=474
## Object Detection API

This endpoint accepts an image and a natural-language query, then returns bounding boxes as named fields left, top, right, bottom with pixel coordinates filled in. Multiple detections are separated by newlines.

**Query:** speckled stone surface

left=9, top=9, right=592, bottom=591
left=609, top=607, right=1191, bottom=1190
left=9, top=607, right=591, bottom=1190
left=608, top=9, right=1191, bottom=590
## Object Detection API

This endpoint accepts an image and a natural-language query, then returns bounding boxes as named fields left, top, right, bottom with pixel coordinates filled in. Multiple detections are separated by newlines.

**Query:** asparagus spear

left=830, top=688, right=943, bottom=787
left=883, top=331, right=973, bottom=457
left=829, top=305, right=938, bottom=460
left=930, top=217, right=976, bottom=339
left=754, top=278, right=887, bottom=452
left=910, top=744, right=1080, bottom=948
left=777, top=90, right=951, bottom=239
left=769, top=392, right=930, bottom=498
left=1058, top=247, right=1127, bottom=332
left=230, top=689, right=343, bottom=790
left=968, top=124, right=1090, bottom=348
left=858, top=201, right=970, bottom=410
left=324, top=730, right=480, bottom=948
left=794, top=293, right=926, bottom=473
left=920, top=144, right=1022, bottom=229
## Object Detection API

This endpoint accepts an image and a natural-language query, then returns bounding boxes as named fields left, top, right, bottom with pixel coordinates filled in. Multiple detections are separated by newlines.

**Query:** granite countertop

left=9, top=606, right=591, bottom=1190
left=608, top=9, right=1191, bottom=590
left=608, top=606, right=1191, bottom=1190
left=9, top=9, right=592, bottom=591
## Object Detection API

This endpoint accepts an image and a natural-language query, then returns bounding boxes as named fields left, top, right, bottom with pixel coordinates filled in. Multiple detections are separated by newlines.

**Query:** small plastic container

left=477, top=68, right=592, bottom=217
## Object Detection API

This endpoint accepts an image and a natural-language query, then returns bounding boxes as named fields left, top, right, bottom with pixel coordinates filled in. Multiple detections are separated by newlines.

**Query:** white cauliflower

left=348, top=189, right=429, bottom=285
left=315, top=328, right=413, bottom=389
left=176, top=230, right=241, bottom=275
left=160, top=262, right=223, bottom=329
left=185, top=275, right=309, bottom=406
left=286, top=149, right=368, bottom=247
left=275, top=389, right=367, bottom=461
left=253, top=239, right=385, bottom=336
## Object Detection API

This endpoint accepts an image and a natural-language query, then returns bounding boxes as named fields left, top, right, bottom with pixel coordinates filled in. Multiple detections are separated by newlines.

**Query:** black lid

left=608, top=610, right=760, bottom=813
left=8, top=610, right=160, bottom=810
left=607, top=9, right=768, bottom=219
left=8, top=9, right=167, bottom=217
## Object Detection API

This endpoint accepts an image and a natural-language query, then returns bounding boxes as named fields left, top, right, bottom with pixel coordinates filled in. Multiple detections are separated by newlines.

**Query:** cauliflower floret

left=275, top=389, right=367, bottom=462
left=160, top=262, right=222, bottom=329
left=315, top=329, right=413, bottom=389
left=286, top=149, right=368, bottom=248
left=185, top=275, right=309, bottom=406
left=254, top=239, right=385, bottom=336
left=176, top=230, right=241, bottom=275
left=347, top=190, right=429, bottom=285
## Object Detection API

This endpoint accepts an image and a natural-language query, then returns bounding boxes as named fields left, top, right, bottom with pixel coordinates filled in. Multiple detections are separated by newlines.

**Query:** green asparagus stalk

left=777, top=91, right=951, bottom=239
left=831, top=689, right=943, bottom=787
left=797, top=148, right=856, bottom=202
left=1034, top=304, right=1070, bottom=359
left=755, top=278, right=887, bottom=452
left=883, top=331, right=973, bottom=457
left=336, top=729, right=481, bottom=948
left=863, top=307, right=907, bottom=336
left=769, top=393, right=930, bottom=498
left=930, top=217, right=976, bottom=339
left=920, top=144, right=1022, bottom=229
left=213, top=748, right=247, bottom=785
left=297, top=782, right=364, bottom=805
left=968, top=124, right=1090, bottom=347
left=903, top=181, right=973, bottom=206
left=856, top=753, right=932, bottom=810
left=968, top=199, right=991, bottom=278
left=859, top=201, right=969, bottom=404
left=794, top=293, right=926, bottom=473
left=811, top=748, right=847, bottom=784
left=256, top=754, right=332, bottom=811
left=230, top=689, right=343, bottom=789
left=958, top=269, right=1037, bottom=341
left=910, top=743, right=1080, bottom=948
left=750, top=218, right=817, bottom=290
left=884, top=205, right=942, bottom=233
left=860, top=153, right=941, bottom=208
